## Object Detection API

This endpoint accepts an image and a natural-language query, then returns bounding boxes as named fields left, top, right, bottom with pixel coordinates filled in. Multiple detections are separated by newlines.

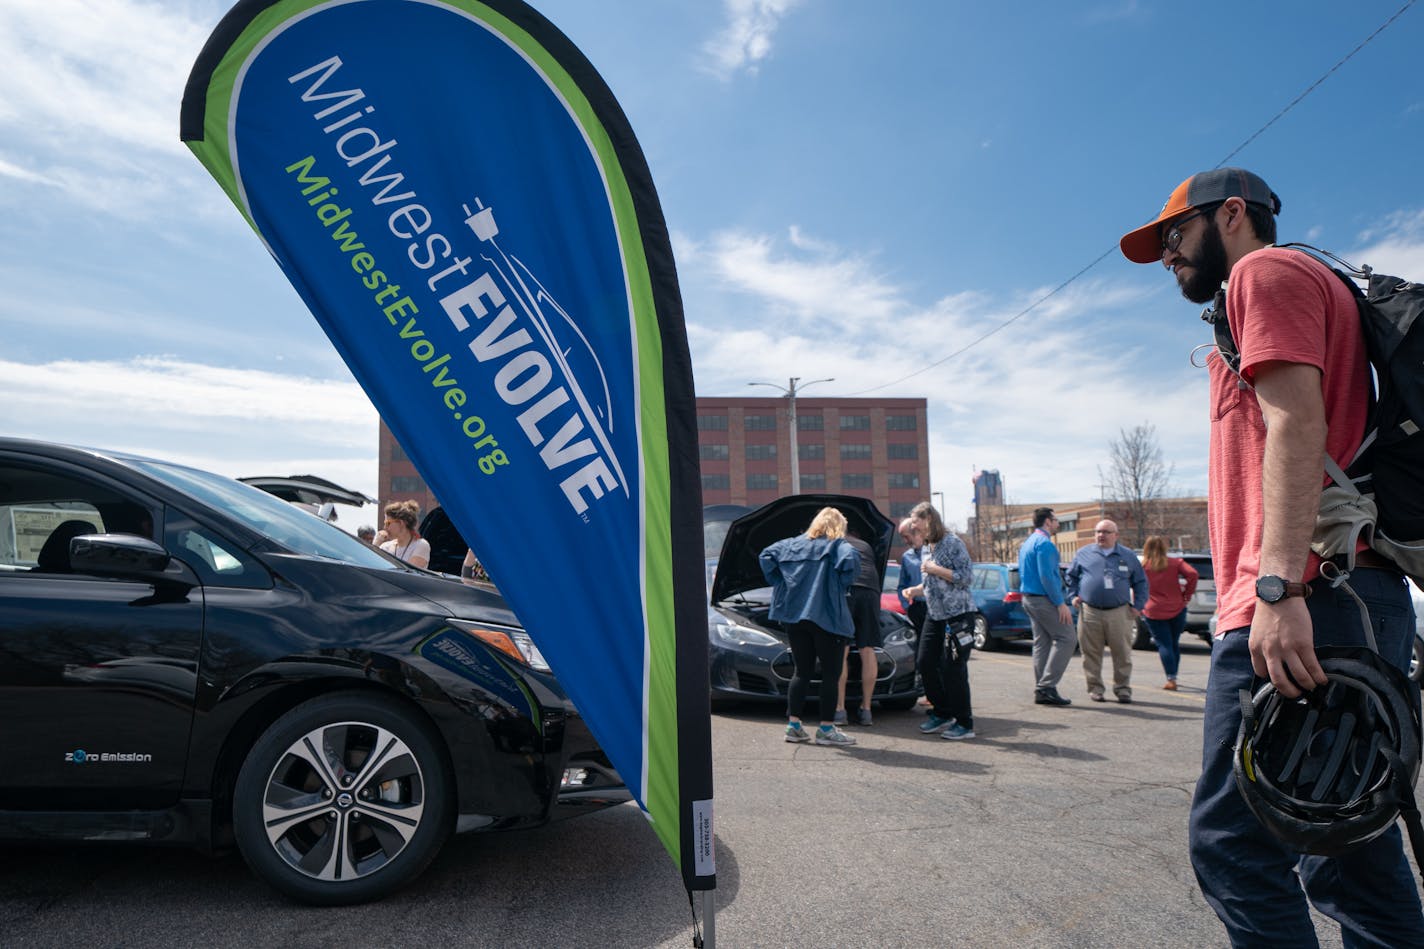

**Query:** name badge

left=1104, top=576, right=1115, bottom=590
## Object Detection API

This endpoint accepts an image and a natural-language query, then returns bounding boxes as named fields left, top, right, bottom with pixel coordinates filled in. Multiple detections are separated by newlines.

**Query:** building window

left=745, top=444, right=777, bottom=460
left=798, top=443, right=825, bottom=460
left=797, top=414, right=824, bottom=431
left=887, top=443, right=919, bottom=460
left=800, top=473, right=826, bottom=490
left=886, top=415, right=917, bottom=431
left=699, top=444, right=730, bottom=461
left=702, top=474, right=730, bottom=490
left=840, top=443, right=872, bottom=460
left=697, top=415, right=728, bottom=431
left=743, top=414, right=777, bottom=431
left=747, top=473, right=778, bottom=490
left=841, top=473, right=873, bottom=489
left=890, top=501, right=917, bottom=518
left=391, top=476, right=423, bottom=493
left=888, top=473, right=921, bottom=489
left=839, top=415, right=870, bottom=431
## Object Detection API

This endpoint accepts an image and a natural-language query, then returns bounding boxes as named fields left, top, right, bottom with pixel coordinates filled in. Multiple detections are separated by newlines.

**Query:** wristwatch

left=1255, top=575, right=1312, bottom=604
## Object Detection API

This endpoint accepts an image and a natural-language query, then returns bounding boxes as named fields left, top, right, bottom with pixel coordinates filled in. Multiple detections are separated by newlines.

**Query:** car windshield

left=882, top=562, right=900, bottom=593
left=132, top=459, right=396, bottom=569
left=1186, top=556, right=1214, bottom=580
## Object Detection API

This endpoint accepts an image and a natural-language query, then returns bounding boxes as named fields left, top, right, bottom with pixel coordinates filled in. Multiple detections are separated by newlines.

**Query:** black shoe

left=1034, top=688, right=1072, bottom=707
left=1116, top=692, right=1132, bottom=704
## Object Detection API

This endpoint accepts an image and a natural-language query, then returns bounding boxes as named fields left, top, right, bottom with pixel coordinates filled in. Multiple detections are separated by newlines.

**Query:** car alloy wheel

left=971, top=613, right=994, bottom=651
left=234, top=692, right=452, bottom=905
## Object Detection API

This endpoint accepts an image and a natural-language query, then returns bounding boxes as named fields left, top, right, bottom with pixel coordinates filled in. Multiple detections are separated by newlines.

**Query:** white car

left=1207, top=583, right=1423, bottom=682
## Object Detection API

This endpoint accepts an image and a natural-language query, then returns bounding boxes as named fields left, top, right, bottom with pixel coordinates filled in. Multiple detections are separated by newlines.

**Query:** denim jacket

left=758, top=535, right=859, bottom=637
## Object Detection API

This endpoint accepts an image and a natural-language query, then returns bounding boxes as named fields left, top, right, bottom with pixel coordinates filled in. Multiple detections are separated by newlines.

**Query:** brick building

left=377, top=395, right=932, bottom=525
left=694, top=396, right=931, bottom=520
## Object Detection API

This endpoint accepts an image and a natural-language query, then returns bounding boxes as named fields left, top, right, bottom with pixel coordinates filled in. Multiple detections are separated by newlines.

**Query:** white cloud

left=701, top=0, right=805, bottom=80
left=0, top=0, right=216, bottom=217
left=1352, top=209, right=1424, bottom=277
left=680, top=226, right=1212, bottom=521
left=0, top=356, right=380, bottom=498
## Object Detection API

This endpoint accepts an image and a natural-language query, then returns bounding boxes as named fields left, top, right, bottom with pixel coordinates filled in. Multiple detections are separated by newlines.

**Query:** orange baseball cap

left=1119, top=168, right=1281, bottom=264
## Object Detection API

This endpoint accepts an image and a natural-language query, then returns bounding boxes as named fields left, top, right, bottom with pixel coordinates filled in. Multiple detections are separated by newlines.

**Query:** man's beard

left=1176, top=218, right=1228, bottom=304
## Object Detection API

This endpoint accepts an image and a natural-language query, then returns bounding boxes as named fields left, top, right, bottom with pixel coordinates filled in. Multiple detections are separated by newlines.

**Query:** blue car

left=969, top=562, right=1074, bottom=650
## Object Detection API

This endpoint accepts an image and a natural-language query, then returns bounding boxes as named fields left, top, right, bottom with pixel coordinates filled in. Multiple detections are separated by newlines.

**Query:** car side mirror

left=70, top=533, right=173, bottom=577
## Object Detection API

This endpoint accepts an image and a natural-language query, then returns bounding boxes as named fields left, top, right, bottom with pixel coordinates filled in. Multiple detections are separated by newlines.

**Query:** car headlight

left=884, top=623, right=913, bottom=647
left=711, top=620, right=780, bottom=648
left=446, top=618, right=551, bottom=672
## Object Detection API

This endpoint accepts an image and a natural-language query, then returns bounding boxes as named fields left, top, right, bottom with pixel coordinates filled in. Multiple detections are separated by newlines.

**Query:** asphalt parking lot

left=3, top=638, right=1420, bottom=948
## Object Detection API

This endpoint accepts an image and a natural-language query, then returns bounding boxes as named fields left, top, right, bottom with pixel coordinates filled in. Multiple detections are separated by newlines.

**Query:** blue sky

left=2, top=0, right=1422, bottom=530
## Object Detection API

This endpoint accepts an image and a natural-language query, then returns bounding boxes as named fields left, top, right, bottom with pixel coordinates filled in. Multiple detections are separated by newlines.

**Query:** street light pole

left=748, top=376, right=833, bottom=494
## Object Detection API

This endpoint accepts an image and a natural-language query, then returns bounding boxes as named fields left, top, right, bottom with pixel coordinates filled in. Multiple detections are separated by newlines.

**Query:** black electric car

left=707, top=495, right=920, bottom=709
left=0, top=438, right=626, bottom=905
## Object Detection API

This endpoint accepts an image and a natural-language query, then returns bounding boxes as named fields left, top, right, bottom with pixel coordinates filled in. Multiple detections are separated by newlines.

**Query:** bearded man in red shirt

left=1121, top=168, right=1423, bottom=947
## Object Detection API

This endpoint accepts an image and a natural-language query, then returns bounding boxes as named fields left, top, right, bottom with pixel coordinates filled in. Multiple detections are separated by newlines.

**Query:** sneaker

left=919, top=714, right=954, bottom=734
left=815, top=725, right=856, bottom=746
left=832, top=709, right=848, bottom=726
left=941, top=723, right=976, bottom=741
left=856, top=708, right=873, bottom=726
left=785, top=723, right=811, bottom=743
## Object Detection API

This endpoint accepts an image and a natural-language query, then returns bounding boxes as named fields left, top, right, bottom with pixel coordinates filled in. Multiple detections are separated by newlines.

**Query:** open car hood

left=710, top=493, right=895, bottom=604
left=239, top=475, right=375, bottom=509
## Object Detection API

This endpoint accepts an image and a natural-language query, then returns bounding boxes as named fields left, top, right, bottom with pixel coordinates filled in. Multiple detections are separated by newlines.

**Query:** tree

left=1100, top=423, right=1174, bottom=549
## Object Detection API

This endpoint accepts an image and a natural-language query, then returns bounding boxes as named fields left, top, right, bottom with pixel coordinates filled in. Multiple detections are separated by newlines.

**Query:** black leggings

left=786, top=620, right=847, bottom=722
left=917, top=614, right=974, bottom=727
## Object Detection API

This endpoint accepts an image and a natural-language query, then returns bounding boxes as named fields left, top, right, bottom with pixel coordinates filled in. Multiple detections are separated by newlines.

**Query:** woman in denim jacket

left=759, top=506, right=860, bottom=747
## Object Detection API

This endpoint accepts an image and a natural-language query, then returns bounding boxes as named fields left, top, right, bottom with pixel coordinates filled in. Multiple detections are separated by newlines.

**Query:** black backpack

left=1204, top=243, right=1424, bottom=586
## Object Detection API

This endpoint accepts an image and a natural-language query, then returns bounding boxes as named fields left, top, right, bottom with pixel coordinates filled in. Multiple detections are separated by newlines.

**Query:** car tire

left=971, top=614, right=996, bottom=651
left=233, top=692, right=454, bottom=906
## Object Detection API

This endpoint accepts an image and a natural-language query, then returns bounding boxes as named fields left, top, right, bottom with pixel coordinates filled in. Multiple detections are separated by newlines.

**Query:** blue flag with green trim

left=182, top=0, right=712, bottom=890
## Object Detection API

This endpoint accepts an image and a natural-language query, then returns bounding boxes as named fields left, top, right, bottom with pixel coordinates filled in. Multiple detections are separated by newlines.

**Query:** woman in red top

left=1140, top=536, right=1199, bottom=690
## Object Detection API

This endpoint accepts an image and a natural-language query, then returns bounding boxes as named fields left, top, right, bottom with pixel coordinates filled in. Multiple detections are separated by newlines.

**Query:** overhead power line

left=847, top=0, right=1416, bottom=397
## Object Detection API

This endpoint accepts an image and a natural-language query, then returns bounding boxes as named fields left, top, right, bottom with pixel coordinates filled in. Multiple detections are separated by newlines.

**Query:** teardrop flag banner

left=182, top=0, right=713, bottom=895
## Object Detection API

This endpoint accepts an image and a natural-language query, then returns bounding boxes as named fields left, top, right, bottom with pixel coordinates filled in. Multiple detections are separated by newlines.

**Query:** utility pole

left=748, top=376, right=833, bottom=494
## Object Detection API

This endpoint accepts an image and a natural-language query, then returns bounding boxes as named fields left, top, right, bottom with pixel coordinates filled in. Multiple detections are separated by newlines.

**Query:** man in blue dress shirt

left=1065, top=519, right=1149, bottom=703
left=1018, top=507, right=1075, bottom=706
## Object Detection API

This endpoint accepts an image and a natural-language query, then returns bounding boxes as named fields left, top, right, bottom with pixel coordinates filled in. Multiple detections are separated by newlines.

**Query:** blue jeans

left=1145, top=608, right=1187, bottom=679
left=1188, top=567, right=1424, bottom=947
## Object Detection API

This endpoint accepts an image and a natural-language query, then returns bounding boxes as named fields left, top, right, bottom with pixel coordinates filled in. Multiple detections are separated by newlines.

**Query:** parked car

left=1181, top=552, right=1216, bottom=634
left=1205, top=581, right=1421, bottom=683
left=968, top=562, right=1076, bottom=650
left=0, top=438, right=626, bottom=905
left=1412, top=582, right=1423, bottom=684
left=880, top=560, right=905, bottom=615
left=419, top=504, right=475, bottom=577
left=1131, top=551, right=1216, bottom=650
left=237, top=474, right=373, bottom=524
left=706, top=495, right=920, bottom=709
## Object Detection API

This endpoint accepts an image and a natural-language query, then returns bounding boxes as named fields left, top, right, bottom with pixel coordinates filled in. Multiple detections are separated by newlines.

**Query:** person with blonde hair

left=1139, top=536, right=1199, bottom=690
left=759, top=506, right=860, bottom=747
left=379, top=499, right=430, bottom=569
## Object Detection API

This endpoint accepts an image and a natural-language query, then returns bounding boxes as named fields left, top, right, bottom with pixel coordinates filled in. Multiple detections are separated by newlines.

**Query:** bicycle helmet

left=1234, top=645, right=1422, bottom=857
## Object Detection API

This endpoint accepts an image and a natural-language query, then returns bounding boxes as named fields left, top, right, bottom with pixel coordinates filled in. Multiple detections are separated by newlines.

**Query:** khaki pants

left=1078, top=603, right=1134, bottom=697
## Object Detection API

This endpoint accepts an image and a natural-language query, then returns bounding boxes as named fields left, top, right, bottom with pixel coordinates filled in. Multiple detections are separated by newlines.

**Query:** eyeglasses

left=1094, top=529, right=1117, bottom=535
left=1160, top=207, right=1211, bottom=257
